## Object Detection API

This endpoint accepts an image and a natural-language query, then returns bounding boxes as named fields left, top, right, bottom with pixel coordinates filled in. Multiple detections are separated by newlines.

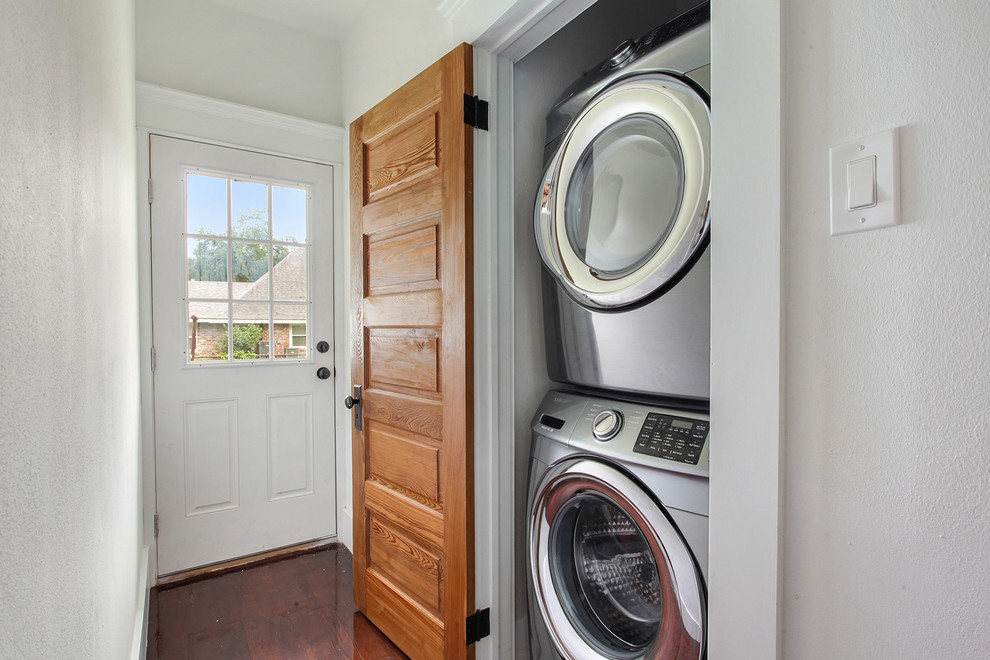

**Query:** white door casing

left=150, top=134, right=336, bottom=575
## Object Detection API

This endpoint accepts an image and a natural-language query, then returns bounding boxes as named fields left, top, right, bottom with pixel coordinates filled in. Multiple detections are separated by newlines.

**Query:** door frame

left=136, top=84, right=349, bottom=581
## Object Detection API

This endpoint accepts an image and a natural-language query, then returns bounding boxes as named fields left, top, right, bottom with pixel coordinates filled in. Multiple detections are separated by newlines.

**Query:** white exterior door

left=150, top=135, right=336, bottom=576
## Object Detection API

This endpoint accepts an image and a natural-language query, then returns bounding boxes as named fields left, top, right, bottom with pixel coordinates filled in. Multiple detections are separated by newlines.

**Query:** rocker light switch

left=847, top=156, right=877, bottom=210
left=829, top=127, right=900, bottom=236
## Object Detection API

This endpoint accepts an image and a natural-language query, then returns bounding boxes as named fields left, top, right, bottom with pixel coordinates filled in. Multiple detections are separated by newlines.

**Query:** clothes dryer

left=535, top=3, right=711, bottom=406
left=527, top=389, right=709, bottom=659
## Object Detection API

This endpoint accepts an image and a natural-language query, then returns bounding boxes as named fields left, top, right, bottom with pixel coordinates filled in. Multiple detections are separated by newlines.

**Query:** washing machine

left=527, top=389, right=709, bottom=659
left=535, top=2, right=711, bottom=406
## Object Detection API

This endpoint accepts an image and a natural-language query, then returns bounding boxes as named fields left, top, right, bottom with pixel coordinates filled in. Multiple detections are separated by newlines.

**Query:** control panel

left=633, top=413, right=708, bottom=465
left=533, top=390, right=710, bottom=476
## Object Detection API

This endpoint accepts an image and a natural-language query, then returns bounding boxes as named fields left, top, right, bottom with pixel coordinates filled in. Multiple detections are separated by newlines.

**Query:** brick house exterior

left=187, top=248, right=308, bottom=361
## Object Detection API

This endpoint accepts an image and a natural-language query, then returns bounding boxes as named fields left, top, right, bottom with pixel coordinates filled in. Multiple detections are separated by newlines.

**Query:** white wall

left=136, top=0, right=344, bottom=125
left=782, top=1, right=990, bottom=657
left=0, top=0, right=142, bottom=658
left=340, top=0, right=517, bottom=123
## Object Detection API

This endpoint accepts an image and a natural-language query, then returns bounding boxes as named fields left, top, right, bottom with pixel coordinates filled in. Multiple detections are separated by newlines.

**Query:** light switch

left=847, top=156, right=877, bottom=210
left=829, top=127, right=900, bottom=236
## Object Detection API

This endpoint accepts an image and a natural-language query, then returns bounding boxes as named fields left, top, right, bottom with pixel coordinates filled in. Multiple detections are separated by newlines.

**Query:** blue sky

left=186, top=173, right=307, bottom=243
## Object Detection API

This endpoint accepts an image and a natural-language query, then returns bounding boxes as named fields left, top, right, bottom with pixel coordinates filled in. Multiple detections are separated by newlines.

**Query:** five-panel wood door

left=349, top=44, right=475, bottom=660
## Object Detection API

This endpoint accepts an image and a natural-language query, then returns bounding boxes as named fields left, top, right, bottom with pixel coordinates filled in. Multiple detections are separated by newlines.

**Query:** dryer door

left=530, top=458, right=705, bottom=659
left=535, top=73, right=710, bottom=310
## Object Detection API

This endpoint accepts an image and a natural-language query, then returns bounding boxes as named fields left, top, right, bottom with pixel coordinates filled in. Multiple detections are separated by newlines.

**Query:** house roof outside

left=188, top=248, right=307, bottom=323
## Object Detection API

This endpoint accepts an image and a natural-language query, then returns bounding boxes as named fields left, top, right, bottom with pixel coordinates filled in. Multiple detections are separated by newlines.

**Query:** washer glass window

left=564, top=115, right=684, bottom=279
left=550, top=491, right=662, bottom=656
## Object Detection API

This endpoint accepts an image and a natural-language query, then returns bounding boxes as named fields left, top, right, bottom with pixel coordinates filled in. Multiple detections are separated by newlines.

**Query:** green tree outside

left=217, top=323, right=265, bottom=360
left=188, top=209, right=294, bottom=283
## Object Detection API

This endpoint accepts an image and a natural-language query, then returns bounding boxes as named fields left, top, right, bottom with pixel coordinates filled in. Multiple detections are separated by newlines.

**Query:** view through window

left=185, top=172, right=310, bottom=363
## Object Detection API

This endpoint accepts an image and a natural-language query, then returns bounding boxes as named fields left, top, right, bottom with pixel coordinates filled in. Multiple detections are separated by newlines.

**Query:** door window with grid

left=185, top=173, right=310, bottom=363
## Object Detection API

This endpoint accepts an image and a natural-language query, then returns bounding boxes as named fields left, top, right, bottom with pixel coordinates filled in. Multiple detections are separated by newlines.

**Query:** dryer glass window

left=564, top=115, right=684, bottom=278
left=550, top=492, right=662, bottom=655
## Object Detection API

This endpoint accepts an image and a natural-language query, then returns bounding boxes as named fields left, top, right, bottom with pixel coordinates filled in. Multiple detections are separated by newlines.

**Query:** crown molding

left=136, top=82, right=345, bottom=140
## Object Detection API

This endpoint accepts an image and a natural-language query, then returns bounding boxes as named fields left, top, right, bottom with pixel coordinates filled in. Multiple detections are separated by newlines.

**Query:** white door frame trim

left=473, top=0, right=784, bottom=657
left=136, top=86, right=350, bottom=581
left=470, top=46, right=518, bottom=660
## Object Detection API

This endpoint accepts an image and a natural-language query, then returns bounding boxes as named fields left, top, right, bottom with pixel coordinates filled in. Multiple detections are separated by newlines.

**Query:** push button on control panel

left=633, top=413, right=708, bottom=465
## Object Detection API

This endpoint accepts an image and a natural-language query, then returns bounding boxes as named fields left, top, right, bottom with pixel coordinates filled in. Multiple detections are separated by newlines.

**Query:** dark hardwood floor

left=148, top=544, right=407, bottom=659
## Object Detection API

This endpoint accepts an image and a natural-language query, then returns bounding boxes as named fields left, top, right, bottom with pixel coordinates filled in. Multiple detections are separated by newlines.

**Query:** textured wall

left=136, top=0, right=344, bottom=126
left=0, top=1, right=141, bottom=658
left=783, top=1, right=990, bottom=656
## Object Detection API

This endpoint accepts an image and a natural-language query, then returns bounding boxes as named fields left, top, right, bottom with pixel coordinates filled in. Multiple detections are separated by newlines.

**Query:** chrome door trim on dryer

left=535, top=73, right=711, bottom=310
left=530, top=457, right=705, bottom=659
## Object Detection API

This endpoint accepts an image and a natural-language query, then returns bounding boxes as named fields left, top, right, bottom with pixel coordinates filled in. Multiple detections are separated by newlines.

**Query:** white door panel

left=150, top=135, right=335, bottom=575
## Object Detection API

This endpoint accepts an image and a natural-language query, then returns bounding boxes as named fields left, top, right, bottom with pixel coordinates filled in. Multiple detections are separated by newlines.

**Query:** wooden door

left=349, top=44, right=475, bottom=660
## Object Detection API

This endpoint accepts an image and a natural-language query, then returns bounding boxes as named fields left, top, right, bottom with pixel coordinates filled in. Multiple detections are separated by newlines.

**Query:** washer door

left=530, top=458, right=705, bottom=659
left=535, top=73, right=710, bottom=310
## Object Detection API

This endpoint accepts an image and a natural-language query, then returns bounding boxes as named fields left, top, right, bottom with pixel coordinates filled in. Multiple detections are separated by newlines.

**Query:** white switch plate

left=829, top=127, right=900, bottom=236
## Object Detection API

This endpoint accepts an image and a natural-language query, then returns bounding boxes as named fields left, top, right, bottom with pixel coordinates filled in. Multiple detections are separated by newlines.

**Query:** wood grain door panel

left=366, top=421, right=442, bottom=503
left=363, top=105, right=440, bottom=204
left=365, top=220, right=440, bottom=296
left=350, top=43, right=474, bottom=660
left=366, top=328, right=442, bottom=397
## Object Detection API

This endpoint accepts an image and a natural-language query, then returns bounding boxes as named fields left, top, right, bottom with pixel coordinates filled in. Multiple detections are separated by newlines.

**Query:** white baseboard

left=130, top=547, right=151, bottom=660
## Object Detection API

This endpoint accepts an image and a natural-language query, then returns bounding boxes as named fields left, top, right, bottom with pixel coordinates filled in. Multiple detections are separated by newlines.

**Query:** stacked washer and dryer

left=527, top=3, right=712, bottom=659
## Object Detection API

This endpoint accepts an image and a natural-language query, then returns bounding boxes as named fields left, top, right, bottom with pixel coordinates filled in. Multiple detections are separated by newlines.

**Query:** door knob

left=316, top=367, right=332, bottom=380
left=344, top=387, right=361, bottom=409
left=344, top=385, right=362, bottom=430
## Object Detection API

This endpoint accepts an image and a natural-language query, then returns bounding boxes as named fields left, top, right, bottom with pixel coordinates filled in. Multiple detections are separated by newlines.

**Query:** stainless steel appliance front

left=526, top=389, right=709, bottom=660
left=536, top=3, right=712, bottom=405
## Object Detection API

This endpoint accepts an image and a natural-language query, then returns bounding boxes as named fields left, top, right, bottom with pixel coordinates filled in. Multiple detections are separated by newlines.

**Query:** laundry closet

left=508, top=1, right=712, bottom=657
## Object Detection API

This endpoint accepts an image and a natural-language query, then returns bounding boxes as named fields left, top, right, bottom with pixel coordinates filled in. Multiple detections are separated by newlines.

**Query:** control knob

left=608, top=39, right=636, bottom=67
left=592, top=409, right=623, bottom=441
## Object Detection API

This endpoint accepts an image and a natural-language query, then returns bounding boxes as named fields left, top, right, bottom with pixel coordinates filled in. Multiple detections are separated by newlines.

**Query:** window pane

left=564, top=116, right=683, bottom=276
left=272, top=246, right=307, bottom=302
left=232, top=302, right=270, bottom=360
left=290, top=323, right=307, bottom=348
left=188, top=304, right=229, bottom=362
left=274, top=304, right=307, bottom=359
left=187, top=238, right=228, bottom=299
left=232, top=180, right=269, bottom=239
left=231, top=242, right=270, bottom=299
left=187, top=174, right=228, bottom=236
left=180, top=174, right=311, bottom=367
left=273, top=186, right=307, bottom=243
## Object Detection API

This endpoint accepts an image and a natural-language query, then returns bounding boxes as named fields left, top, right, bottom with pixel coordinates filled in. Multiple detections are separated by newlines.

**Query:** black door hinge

left=464, top=95, right=489, bottom=131
left=466, top=608, right=490, bottom=646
